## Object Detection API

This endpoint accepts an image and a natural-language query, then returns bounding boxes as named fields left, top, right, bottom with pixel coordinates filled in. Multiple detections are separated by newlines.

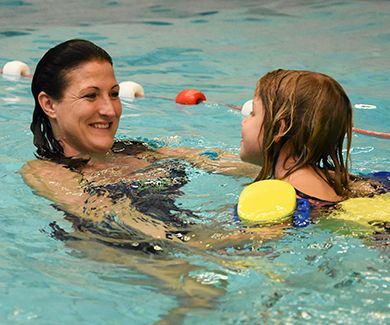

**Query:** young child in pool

left=239, top=69, right=384, bottom=210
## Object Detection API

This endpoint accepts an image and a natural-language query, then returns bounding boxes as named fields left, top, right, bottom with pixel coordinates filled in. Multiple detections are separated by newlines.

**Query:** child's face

left=240, top=97, right=264, bottom=166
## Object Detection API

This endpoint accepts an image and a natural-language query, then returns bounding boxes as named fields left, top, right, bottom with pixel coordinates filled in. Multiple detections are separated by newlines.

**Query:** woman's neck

left=61, top=143, right=110, bottom=162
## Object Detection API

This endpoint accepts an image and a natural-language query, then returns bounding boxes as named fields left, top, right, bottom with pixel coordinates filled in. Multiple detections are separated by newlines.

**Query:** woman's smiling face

left=48, top=60, right=122, bottom=157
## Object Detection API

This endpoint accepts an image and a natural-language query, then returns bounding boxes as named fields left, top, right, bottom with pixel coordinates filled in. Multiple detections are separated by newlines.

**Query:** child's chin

left=239, top=151, right=250, bottom=164
left=239, top=149, right=245, bottom=161
left=241, top=152, right=261, bottom=166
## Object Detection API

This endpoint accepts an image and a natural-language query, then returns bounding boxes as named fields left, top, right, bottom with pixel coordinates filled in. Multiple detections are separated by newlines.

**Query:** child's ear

left=37, top=91, right=57, bottom=119
left=274, top=119, right=287, bottom=143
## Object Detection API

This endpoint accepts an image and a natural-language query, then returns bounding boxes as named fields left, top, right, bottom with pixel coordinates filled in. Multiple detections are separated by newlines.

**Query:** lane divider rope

left=2, top=60, right=389, bottom=139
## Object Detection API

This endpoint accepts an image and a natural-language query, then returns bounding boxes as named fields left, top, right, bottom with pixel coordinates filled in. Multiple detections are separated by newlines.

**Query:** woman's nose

left=99, top=96, right=117, bottom=117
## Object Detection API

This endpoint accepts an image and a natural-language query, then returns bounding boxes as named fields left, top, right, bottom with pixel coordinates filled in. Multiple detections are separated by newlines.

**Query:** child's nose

left=241, top=116, right=249, bottom=126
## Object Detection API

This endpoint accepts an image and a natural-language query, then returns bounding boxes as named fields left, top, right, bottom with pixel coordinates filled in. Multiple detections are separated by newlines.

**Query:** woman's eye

left=111, top=90, right=119, bottom=98
left=84, top=93, right=97, bottom=100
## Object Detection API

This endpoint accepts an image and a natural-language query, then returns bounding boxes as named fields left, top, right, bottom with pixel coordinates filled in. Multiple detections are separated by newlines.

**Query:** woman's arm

left=21, top=160, right=183, bottom=242
left=21, top=160, right=88, bottom=216
left=155, top=146, right=259, bottom=178
left=22, top=164, right=226, bottom=323
left=21, top=159, right=282, bottom=249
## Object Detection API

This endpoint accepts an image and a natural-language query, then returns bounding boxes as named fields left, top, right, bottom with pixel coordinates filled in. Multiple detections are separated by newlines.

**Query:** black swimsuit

left=295, top=188, right=338, bottom=208
left=50, top=140, right=198, bottom=253
left=84, top=158, right=198, bottom=227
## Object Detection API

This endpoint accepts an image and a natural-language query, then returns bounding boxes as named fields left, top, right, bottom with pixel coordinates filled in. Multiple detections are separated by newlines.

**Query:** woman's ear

left=38, top=91, right=57, bottom=119
left=274, top=119, right=287, bottom=143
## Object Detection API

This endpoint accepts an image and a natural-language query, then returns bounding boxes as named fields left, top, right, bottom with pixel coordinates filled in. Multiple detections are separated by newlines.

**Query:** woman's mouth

left=91, top=123, right=110, bottom=129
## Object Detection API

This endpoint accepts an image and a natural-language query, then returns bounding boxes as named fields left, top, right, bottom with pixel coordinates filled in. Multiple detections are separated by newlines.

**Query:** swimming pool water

left=0, top=1, right=389, bottom=324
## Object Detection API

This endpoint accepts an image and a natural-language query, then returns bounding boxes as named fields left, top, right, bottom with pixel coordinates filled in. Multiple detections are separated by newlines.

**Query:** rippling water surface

left=0, top=1, right=389, bottom=324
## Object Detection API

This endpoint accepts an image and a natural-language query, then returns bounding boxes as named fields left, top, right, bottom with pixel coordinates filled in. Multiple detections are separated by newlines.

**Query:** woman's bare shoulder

left=20, top=159, right=77, bottom=180
left=21, top=159, right=86, bottom=212
left=21, top=159, right=81, bottom=185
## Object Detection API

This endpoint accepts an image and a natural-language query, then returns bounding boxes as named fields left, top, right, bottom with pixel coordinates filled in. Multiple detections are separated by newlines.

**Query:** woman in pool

left=22, top=39, right=259, bottom=250
left=22, top=39, right=264, bottom=322
left=239, top=69, right=387, bottom=216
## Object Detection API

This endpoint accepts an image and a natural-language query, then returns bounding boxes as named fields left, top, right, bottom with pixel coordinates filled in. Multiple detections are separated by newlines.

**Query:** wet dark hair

left=30, top=39, right=112, bottom=164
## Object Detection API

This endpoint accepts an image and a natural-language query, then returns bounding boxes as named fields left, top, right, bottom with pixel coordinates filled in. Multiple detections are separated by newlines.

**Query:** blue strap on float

left=292, top=198, right=311, bottom=227
left=234, top=198, right=311, bottom=227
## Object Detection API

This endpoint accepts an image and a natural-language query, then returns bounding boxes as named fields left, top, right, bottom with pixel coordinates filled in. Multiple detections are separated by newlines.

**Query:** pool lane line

left=1, top=61, right=389, bottom=139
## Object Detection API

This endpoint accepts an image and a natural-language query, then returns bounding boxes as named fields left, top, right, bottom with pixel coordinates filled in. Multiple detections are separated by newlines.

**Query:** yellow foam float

left=237, top=180, right=297, bottom=224
left=323, top=193, right=390, bottom=234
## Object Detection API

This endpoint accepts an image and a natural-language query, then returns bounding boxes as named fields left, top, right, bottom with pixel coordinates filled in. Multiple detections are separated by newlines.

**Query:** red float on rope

left=175, top=89, right=206, bottom=105
left=175, top=88, right=242, bottom=110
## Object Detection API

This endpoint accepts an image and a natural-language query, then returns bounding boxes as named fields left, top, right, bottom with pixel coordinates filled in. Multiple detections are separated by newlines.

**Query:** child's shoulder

left=282, top=167, right=341, bottom=203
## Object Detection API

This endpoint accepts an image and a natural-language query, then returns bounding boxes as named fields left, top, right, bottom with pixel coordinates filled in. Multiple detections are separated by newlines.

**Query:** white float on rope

left=119, top=81, right=145, bottom=99
left=2, top=60, right=31, bottom=77
left=241, top=99, right=253, bottom=117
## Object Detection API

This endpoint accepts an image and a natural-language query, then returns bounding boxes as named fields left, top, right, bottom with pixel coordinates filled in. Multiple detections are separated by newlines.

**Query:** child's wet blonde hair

left=255, top=69, right=353, bottom=196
